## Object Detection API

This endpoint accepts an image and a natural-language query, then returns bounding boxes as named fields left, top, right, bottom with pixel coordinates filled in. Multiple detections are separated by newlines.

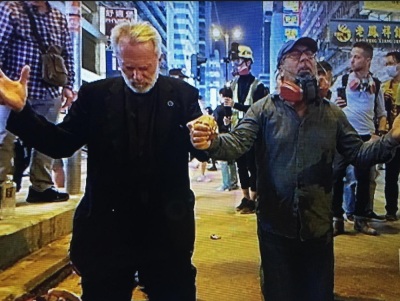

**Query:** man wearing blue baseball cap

left=188, top=35, right=400, bottom=300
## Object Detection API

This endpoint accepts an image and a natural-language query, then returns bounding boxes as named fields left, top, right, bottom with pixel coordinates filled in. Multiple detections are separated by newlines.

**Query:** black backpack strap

left=22, top=3, right=47, bottom=54
left=373, top=77, right=381, bottom=99
left=341, top=73, right=349, bottom=87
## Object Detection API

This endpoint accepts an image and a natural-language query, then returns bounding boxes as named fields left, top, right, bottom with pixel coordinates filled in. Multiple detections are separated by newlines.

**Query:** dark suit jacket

left=7, top=75, right=207, bottom=270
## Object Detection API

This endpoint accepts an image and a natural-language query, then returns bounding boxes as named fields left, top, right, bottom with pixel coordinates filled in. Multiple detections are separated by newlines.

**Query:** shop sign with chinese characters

left=330, top=20, right=400, bottom=47
left=104, top=7, right=137, bottom=78
left=283, top=1, right=300, bottom=41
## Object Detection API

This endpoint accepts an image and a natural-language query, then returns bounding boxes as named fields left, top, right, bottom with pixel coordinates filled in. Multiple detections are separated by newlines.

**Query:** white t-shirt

left=330, top=73, right=386, bottom=136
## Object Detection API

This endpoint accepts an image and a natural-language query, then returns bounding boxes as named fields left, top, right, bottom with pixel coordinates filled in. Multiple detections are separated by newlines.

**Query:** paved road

left=49, top=163, right=400, bottom=301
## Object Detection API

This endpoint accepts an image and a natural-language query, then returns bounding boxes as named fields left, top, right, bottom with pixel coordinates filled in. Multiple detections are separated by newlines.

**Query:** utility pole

left=65, top=1, right=82, bottom=195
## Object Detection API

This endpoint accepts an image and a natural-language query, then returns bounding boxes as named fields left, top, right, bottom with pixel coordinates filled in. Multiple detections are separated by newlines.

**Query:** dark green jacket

left=209, top=94, right=399, bottom=240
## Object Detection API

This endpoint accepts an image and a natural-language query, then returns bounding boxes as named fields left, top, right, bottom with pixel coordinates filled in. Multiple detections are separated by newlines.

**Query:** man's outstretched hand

left=187, top=115, right=218, bottom=150
left=0, top=65, right=30, bottom=111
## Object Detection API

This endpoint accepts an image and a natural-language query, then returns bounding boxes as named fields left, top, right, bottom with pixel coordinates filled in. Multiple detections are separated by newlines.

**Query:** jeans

left=343, top=164, right=378, bottom=216
left=332, top=135, right=372, bottom=219
left=220, top=160, right=237, bottom=189
left=343, top=165, right=356, bottom=215
left=0, top=94, right=62, bottom=190
left=385, top=147, right=400, bottom=215
left=80, top=254, right=197, bottom=301
left=257, top=224, right=334, bottom=301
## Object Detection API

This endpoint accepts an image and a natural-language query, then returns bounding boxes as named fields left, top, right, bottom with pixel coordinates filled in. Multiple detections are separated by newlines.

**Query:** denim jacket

left=209, top=94, right=399, bottom=240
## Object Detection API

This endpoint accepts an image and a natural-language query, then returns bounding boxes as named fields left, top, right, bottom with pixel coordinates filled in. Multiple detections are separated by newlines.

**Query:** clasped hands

left=187, top=115, right=218, bottom=150
left=0, top=65, right=30, bottom=111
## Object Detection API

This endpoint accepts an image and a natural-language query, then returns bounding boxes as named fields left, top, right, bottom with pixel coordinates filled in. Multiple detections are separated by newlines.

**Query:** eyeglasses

left=285, top=49, right=316, bottom=61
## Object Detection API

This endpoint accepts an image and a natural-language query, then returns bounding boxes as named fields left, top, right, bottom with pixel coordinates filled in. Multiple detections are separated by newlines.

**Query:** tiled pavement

left=0, top=159, right=399, bottom=301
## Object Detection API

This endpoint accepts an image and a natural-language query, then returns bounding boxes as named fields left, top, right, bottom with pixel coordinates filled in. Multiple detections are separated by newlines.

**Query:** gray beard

left=121, top=70, right=159, bottom=94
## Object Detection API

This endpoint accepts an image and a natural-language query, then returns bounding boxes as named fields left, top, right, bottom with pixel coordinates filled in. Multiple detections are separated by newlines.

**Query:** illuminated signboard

left=330, top=20, right=400, bottom=47
left=283, top=14, right=299, bottom=27
left=282, top=1, right=300, bottom=42
left=283, top=1, right=300, bottom=13
left=104, top=8, right=138, bottom=77
left=284, top=27, right=300, bottom=41
left=362, top=1, right=400, bottom=13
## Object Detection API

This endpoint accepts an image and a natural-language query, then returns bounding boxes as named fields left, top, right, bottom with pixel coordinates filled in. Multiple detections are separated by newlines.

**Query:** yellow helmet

left=238, top=45, right=253, bottom=62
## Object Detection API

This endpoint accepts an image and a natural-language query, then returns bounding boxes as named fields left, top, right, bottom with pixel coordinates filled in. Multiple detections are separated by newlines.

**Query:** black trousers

left=236, top=145, right=257, bottom=191
left=80, top=253, right=197, bottom=301
left=385, top=147, right=400, bottom=215
left=258, top=227, right=334, bottom=301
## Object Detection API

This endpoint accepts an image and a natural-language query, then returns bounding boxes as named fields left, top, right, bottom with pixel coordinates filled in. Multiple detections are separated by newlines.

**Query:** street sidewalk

left=52, top=163, right=400, bottom=301
left=1, top=160, right=399, bottom=301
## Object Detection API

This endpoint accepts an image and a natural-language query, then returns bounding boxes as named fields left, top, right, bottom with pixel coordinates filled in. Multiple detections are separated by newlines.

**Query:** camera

left=220, top=87, right=233, bottom=117
left=224, top=106, right=232, bottom=117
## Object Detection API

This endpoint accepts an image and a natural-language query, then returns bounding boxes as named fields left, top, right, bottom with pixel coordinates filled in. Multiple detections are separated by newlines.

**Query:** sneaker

left=216, top=186, right=230, bottom=191
left=364, top=210, right=385, bottom=221
left=196, top=175, right=211, bottom=182
left=385, top=214, right=398, bottom=222
left=354, top=218, right=378, bottom=236
left=241, top=200, right=256, bottom=214
left=26, top=187, right=69, bottom=203
left=235, top=198, right=249, bottom=211
left=333, top=219, right=345, bottom=236
left=230, top=184, right=239, bottom=190
left=345, top=214, right=354, bottom=224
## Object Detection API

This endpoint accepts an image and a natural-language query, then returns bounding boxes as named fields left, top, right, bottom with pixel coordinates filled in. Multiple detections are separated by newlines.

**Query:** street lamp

left=212, top=25, right=243, bottom=81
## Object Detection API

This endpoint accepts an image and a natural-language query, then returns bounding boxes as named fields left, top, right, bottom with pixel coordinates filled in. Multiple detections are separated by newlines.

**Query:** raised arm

left=0, top=65, right=30, bottom=111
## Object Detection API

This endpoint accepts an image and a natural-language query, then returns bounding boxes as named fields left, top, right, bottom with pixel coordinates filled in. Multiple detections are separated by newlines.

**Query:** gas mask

left=280, top=73, right=319, bottom=103
left=232, top=59, right=250, bottom=76
left=229, top=43, right=253, bottom=76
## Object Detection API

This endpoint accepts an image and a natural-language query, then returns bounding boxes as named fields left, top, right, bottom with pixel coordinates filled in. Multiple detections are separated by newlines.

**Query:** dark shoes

left=364, top=210, right=385, bottom=221
left=354, top=218, right=378, bottom=236
left=240, top=200, right=256, bottom=214
left=333, top=219, right=345, bottom=236
left=26, top=187, right=69, bottom=203
left=235, top=198, right=256, bottom=214
left=236, top=197, right=249, bottom=211
left=385, top=214, right=398, bottom=222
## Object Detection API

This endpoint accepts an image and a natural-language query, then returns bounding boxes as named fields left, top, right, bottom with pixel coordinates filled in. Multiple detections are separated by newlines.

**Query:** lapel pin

left=167, top=100, right=174, bottom=107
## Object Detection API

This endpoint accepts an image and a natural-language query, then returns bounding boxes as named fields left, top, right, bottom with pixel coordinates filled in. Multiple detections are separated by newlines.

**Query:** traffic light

left=191, top=54, right=207, bottom=82
left=191, top=54, right=197, bottom=78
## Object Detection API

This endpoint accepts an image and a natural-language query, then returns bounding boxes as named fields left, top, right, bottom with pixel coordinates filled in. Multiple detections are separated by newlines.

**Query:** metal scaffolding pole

left=65, top=1, right=82, bottom=195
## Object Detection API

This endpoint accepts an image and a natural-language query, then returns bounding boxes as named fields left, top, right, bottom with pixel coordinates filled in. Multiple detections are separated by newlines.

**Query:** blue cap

left=276, top=37, right=318, bottom=69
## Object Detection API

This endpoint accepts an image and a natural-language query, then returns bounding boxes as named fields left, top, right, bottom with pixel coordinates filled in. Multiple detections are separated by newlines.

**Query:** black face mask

left=296, top=73, right=318, bottom=102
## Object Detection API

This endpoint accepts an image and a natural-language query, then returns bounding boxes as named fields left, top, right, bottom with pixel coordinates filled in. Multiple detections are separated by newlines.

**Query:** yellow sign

left=363, top=1, right=400, bottom=12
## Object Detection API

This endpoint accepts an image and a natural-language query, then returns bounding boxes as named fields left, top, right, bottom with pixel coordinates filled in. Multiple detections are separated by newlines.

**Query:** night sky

left=212, top=1, right=264, bottom=77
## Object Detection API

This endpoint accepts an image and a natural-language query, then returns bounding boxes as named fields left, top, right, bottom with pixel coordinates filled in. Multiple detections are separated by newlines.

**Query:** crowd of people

left=0, top=4, right=400, bottom=301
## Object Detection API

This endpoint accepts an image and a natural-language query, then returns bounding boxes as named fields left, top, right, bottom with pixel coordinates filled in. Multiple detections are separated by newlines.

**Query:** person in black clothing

left=213, top=87, right=238, bottom=191
left=224, top=43, right=267, bottom=213
left=1, top=21, right=207, bottom=301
